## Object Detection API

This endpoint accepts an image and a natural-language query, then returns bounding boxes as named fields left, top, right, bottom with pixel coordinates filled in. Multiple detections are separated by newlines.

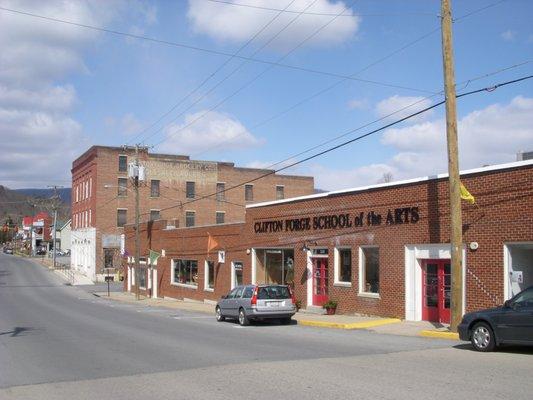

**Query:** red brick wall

left=72, top=146, right=313, bottom=275
left=125, top=163, right=532, bottom=318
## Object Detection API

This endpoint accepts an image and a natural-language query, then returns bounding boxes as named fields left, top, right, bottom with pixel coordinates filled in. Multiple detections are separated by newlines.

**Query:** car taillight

left=288, top=286, right=296, bottom=304
left=251, top=286, right=258, bottom=305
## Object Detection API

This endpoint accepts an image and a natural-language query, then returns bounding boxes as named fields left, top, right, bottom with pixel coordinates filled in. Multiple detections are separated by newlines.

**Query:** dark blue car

left=458, top=286, right=533, bottom=351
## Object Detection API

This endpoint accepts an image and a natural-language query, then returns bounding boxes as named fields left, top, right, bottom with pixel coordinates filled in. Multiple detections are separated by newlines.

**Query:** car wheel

left=280, top=317, right=292, bottom=325
left=470, top=322, right=496, bottom=352
left=238, top=308, right=249, bottom=326
left=215, top=306, right=225, bottom=322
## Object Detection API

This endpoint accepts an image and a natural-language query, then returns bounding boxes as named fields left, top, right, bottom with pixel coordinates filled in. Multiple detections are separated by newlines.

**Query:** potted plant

left=322, top=300, right=338, bottom=315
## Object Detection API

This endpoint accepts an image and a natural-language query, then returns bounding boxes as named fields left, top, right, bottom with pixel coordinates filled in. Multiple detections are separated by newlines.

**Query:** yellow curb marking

left=419, top=330, right=459, bottom=340
left=298, top=318, right=401, bottom=330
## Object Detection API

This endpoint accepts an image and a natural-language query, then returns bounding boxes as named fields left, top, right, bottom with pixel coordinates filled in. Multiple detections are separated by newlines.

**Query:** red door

left=312, top=258, right=328, bottom=306
left=422, top=260, right=451, bottom=324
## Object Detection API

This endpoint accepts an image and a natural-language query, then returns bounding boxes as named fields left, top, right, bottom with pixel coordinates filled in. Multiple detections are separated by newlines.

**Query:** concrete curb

left=298, top=318, right=401, bottom=330
left=419, top=330, right=459, bottom=340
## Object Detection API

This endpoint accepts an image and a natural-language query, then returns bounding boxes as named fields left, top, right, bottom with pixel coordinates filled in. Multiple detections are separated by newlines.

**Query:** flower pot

left=325, top=307, right=336, bottom=315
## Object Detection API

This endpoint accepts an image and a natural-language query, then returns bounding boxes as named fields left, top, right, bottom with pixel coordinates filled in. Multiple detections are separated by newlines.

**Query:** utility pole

left=441, top=0, right=463, bottom=332
left=28, top=201, right=35, bottom=256
left=48, top=185, right=63, bottom=269
left=123, top=144, right=148, bottom=300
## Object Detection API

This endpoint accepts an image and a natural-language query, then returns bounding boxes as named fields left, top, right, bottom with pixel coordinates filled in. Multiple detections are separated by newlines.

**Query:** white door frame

left=503, top=241, right=533, bottom=300
left=405, top=244, right=466, bottom=322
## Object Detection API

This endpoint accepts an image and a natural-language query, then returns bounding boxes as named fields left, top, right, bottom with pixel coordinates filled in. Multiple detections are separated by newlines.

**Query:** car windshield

left=257, top=285, right=290, bottom=300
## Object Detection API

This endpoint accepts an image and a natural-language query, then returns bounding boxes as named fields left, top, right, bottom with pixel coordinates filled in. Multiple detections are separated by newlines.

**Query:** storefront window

left=360, top=247, right=379, bottom=295
left=254, top=249, right=294, bottom=286
left=335, top=248, right=351, bottom=284
left=173, top=259, right=198, bottom=286
left=205, top=261, right=215, bottom=290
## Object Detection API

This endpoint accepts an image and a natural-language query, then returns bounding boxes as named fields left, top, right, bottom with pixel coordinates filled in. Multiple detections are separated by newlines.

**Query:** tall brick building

left=124, top=159, right=532, bottom=323
left=71, top=146, right=314, bottom=282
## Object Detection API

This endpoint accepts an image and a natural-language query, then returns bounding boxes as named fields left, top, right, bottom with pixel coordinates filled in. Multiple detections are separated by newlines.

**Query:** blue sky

left=0, top=0, right=532, bottom=190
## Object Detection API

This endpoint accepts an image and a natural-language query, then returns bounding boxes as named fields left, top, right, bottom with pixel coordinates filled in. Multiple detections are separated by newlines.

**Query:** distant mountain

left=14, top=188, right=71, bottom=205
left=0, top=186, right=71, bottom=224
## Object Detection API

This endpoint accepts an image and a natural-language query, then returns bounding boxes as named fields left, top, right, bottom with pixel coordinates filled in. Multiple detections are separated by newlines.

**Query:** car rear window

left=257, top=286, right=290, bottom=300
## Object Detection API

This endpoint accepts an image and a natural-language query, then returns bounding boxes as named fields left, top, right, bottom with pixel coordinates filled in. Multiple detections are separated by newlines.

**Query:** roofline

left=246, top=159, right=533, bottom=209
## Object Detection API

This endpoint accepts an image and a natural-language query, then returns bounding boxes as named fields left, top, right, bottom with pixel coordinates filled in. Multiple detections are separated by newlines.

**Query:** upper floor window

left=150, top=210, right=160, bottom=221
left=276, top=185, right=284, bottom=200
left=185, top=211, right=195, bottom=227
left=118, top=178, right=128, bottom=197
left=118, top=155, right=127, bottom=172
left=186, top=181, right=195, bottom=199
left=151, top=180, right=160, bottom=197
left=245, top=184, right=253, bottom=202
left=216, top=182, right=225, bottom=201
left=216, top=211, right=225, bottom=225
left=117, top=209, right=127, bottom=227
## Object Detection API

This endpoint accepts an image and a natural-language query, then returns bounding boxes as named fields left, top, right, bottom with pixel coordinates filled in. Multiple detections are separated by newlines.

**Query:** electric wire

left=201, top=0, right=440, bottom=18
left=143, top=74, right=533, bottom=217
left=148, top=0, right=359, bottom=147
left=0, top=5, right=429, bottom=95
left=127, top=0, right=301, bottom=144
left=137, top=0, right=326, bottom=145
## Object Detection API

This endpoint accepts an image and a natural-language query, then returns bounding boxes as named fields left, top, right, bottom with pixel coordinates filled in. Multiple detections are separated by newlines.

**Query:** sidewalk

left=94, top=291, right=459, bottom=340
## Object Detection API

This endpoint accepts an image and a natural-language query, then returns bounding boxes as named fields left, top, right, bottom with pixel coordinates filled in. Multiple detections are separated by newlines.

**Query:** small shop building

left=123, top=159, right=533, bottom=323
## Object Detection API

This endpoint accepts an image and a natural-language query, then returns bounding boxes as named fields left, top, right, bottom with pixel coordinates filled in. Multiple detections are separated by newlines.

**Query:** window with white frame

left=185, top=211, right=195, bottom=227
left=359, top=246, right=379, bottom=295
left=172, top=259, right=198, bottom=287
left=215, top=211, right=225, bottom=224
left=334, top=248, right=352, bottom=285
left=150, top=210, right=160, bottom=221
left=205, top=260, right=215, bottom=290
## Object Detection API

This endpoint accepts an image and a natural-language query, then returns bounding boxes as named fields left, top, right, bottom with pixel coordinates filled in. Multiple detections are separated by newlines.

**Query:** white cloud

left=186, top=0, right=360, bottom=50
left=301, top=96, right=533, bottom=191
left=347, top=98, right=368, bottom=110
left=375, top=95, right=434, bottom=122
left=501, top=30, right=516, bottom=41
left=159, top=110, right=263, bottom=154
left=0, top=0, right=124, bottom=188
left=308, top=163, right=394, bottom=191
left=105, top=113, right=144, bottom=136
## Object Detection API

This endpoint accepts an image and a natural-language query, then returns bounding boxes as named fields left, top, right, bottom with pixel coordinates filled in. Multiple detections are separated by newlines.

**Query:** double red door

left=312, top=258, right=328, bottom=306
left=422, top=259, right=451, bottom=324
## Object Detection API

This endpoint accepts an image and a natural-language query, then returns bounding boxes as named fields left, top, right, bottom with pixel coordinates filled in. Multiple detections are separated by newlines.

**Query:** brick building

left=124, top=159, right=533, bottom=323
left=71, top=146, right=314, bottom=282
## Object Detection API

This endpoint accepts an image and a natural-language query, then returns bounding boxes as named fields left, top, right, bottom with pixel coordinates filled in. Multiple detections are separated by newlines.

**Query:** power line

left=201, top=0, right=440, bottom=18
left=236, top=59, right=533, bottom=172
left=192, top=0, right=513, bottom=158
left=0, top=5, right=430, bottom=95
left=127, top=0, right=301, bottom=144
left=145, top=74, right=533, bottom=216
left=134, top=0, right=324, bottom=145
left=149, top=0, right=358, bottom=147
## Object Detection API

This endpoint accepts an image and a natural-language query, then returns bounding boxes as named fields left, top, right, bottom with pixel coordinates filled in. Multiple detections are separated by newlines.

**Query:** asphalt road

left=1, top=254, right=532, bottom=400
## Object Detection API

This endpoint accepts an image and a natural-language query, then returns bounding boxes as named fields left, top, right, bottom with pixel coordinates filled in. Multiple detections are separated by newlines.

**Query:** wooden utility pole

left=441, top=0, right=463, bottom=331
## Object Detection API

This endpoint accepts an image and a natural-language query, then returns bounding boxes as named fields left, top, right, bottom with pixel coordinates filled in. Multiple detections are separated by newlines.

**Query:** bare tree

left=378, top=172, right=394, bottom=183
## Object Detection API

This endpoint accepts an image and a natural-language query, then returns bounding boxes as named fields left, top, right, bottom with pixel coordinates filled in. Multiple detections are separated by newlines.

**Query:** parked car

left=458, top=286, right=533, bottom=351
left=2, top=247, right=13, bottom=254
left=216, top=284, right=296, bottom=326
